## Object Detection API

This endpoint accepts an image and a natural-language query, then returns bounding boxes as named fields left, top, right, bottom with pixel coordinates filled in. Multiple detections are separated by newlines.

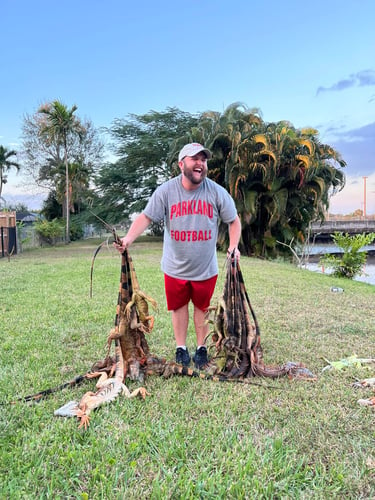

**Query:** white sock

left=177, top=345, right=187, bottom=350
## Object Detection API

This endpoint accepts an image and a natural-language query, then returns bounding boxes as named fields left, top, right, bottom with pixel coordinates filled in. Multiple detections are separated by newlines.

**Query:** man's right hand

left=113, top=237, right=129, bottom=253
left=112, top=213, right=152, bottom=254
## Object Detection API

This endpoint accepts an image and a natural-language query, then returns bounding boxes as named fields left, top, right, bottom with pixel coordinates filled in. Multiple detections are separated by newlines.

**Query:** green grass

left=1, top=239, right=375, bottom=499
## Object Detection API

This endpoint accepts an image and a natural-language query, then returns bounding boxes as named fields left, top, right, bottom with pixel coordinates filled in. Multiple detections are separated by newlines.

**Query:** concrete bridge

left=310, top=219, right=375, bottom=240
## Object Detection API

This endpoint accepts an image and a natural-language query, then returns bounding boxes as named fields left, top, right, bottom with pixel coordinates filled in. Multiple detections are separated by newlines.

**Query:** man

left=115, top=143, right=241, bottom=368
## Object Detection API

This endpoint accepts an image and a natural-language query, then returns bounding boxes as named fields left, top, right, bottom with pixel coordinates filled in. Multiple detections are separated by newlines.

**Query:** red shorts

left=164, top=274, right=218, bottom=311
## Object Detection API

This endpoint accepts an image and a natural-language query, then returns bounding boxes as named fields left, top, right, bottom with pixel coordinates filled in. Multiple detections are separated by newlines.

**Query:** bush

left=319, top=231, right=375, bottom=279
left=69, top=217, right=84, bottom=241
left=34, top=219, right=65, bottom=245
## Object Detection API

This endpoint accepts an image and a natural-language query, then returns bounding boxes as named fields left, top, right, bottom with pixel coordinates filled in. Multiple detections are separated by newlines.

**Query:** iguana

left=352, top=377, right=375, bottom=388
left=111, top=248, right=154, bottom=381
left=353, top=377, right=375, bottom=407
left=144, top=356, right=296, bottom=388
left=89, top=214, right=156, bottom=381
left=54, top=339, right=149, bottom=429
left=125, top=259, right=158, bottom=334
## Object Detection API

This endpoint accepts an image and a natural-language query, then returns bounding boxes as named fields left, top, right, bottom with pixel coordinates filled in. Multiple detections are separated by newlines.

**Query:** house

left=15, top=212, right=41, bottom=225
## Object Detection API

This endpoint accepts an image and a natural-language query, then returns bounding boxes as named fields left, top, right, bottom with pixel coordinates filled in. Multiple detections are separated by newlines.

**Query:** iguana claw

left=137, top=387, right=151, bottom=400
left=77, top=413, right=91, bottom=430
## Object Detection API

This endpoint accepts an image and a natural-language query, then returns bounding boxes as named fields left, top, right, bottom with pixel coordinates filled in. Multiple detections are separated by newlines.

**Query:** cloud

left=323, top=123, right=347, bottom=136
left=321, top=122, right=375, bottom=177
left=316, top=69, right=375, bottom=95
left=330, top=121, right=375, bottom=143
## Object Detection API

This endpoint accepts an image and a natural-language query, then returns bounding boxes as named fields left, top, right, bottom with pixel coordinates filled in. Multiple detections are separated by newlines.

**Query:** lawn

left=1, top=239, right=374, bottom=499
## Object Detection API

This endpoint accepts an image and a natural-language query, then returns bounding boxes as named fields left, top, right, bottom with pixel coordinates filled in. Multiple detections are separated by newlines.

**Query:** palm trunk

left=64, top=150, right=70, bottom=244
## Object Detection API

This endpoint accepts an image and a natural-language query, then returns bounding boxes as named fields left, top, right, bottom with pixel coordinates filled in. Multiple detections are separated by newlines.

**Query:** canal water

left=303, top=244, right=375, bottom=286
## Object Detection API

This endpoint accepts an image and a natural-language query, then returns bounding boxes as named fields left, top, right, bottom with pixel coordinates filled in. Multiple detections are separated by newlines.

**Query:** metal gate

left=0, top=211, right=17, bottom=257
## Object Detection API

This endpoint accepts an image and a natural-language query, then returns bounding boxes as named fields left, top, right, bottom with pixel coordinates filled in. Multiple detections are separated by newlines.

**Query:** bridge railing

left=311, top=219, right=375, bottom=235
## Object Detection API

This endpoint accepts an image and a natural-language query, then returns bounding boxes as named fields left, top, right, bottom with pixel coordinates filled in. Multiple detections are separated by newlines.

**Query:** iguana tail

left=160, top=362, right=228, bottom=381
left=145, top=357, right=282, bottom=388
left=2, top=373, right=89, bottom=405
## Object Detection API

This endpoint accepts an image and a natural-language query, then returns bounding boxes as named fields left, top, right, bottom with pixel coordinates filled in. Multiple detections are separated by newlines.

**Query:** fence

left=1, top=214, right=113, bottom=255
left=17, top=225, right=43, bottom=251
left=0, top=211, right=17, bottom=257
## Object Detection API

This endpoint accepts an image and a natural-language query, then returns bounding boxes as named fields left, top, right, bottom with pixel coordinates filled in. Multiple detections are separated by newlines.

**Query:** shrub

left=69, top=217, right=84, bottom=241
left=319, top=231, right=375, bottom=279
left=34, top=219, right=65, bottom=245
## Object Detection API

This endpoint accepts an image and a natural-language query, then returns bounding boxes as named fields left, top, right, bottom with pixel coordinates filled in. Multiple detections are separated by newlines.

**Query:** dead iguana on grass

left=54, top=339, right=149, bottom=429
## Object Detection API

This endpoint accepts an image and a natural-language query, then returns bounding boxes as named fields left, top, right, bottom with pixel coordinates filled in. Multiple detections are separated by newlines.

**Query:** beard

left=182, top=163, right=207, bottom=185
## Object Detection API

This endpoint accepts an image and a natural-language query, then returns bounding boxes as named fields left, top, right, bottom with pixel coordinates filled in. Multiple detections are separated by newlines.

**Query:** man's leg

left=171, top=304, right=189, bottom=345
left=191, top=275, right=217, bottom=347
left=192, top=305, right=209, bottom=368
left=193, top=306, right=209, bottom=346
left=172, top=304, right=191, bottom=365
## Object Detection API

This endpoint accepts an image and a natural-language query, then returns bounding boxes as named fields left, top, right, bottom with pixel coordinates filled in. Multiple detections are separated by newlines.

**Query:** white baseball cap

left=178, top=143, right=212, bottom=161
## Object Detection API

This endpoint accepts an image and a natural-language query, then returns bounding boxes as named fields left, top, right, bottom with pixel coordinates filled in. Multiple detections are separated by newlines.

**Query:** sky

left=1, top=0, right=375, bottom=214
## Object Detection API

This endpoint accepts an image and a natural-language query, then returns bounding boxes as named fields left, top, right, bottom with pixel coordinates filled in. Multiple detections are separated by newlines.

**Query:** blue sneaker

left=176, top=347, right=191, bottom=366
left=193, top=346, right=208, bottom=369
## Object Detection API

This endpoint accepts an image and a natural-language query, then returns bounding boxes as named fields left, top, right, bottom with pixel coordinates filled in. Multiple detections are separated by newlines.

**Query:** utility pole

left=363, top=176, right=368, bottom=218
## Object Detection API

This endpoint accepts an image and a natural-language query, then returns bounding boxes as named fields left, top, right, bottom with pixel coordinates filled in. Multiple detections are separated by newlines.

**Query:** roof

left=16, top=212, right=40, bottom=223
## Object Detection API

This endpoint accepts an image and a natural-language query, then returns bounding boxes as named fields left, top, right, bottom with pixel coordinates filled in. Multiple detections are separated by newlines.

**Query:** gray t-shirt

left=143, top=175, right=238, bottom=280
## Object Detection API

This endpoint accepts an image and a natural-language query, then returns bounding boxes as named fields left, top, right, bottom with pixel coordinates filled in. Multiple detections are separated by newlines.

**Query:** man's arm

left=228, top=215, right=241, bottom=257
left=114, top=213, right=152, bottom=253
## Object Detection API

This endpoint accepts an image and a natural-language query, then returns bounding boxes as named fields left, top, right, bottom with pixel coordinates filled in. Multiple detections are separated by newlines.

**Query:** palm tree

left=173, top=105, right=346, bottom=257
left=38, top=101, right=84, bottom=243
left=0, top=146, right=20, bottom=197
left=233, top=121, right=346, bottom=256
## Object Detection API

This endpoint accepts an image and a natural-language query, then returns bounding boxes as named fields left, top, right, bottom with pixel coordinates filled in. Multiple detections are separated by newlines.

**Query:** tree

left=230, top=122, right=346, bottom=256
left=21, top=101, right=104, bottom=241
left=168, top=104, right=346, bottom=256
left=352, top=209, right=363, bottom=218
left=95, top=107, right=199, bottom=223
left=41, top=190, right=63, bottom=220
left=0, top=146, right=20, bottom=197
left=7, top=202, right=29, bottom=212
left=37, top=101, right=84, bottom=243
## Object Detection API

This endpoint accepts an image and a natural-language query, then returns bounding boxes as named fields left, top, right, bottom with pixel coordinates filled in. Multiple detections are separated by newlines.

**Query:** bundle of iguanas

left=9, top=236, right=317, bottom=429
left=205, top=251, right=316, bottom=380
